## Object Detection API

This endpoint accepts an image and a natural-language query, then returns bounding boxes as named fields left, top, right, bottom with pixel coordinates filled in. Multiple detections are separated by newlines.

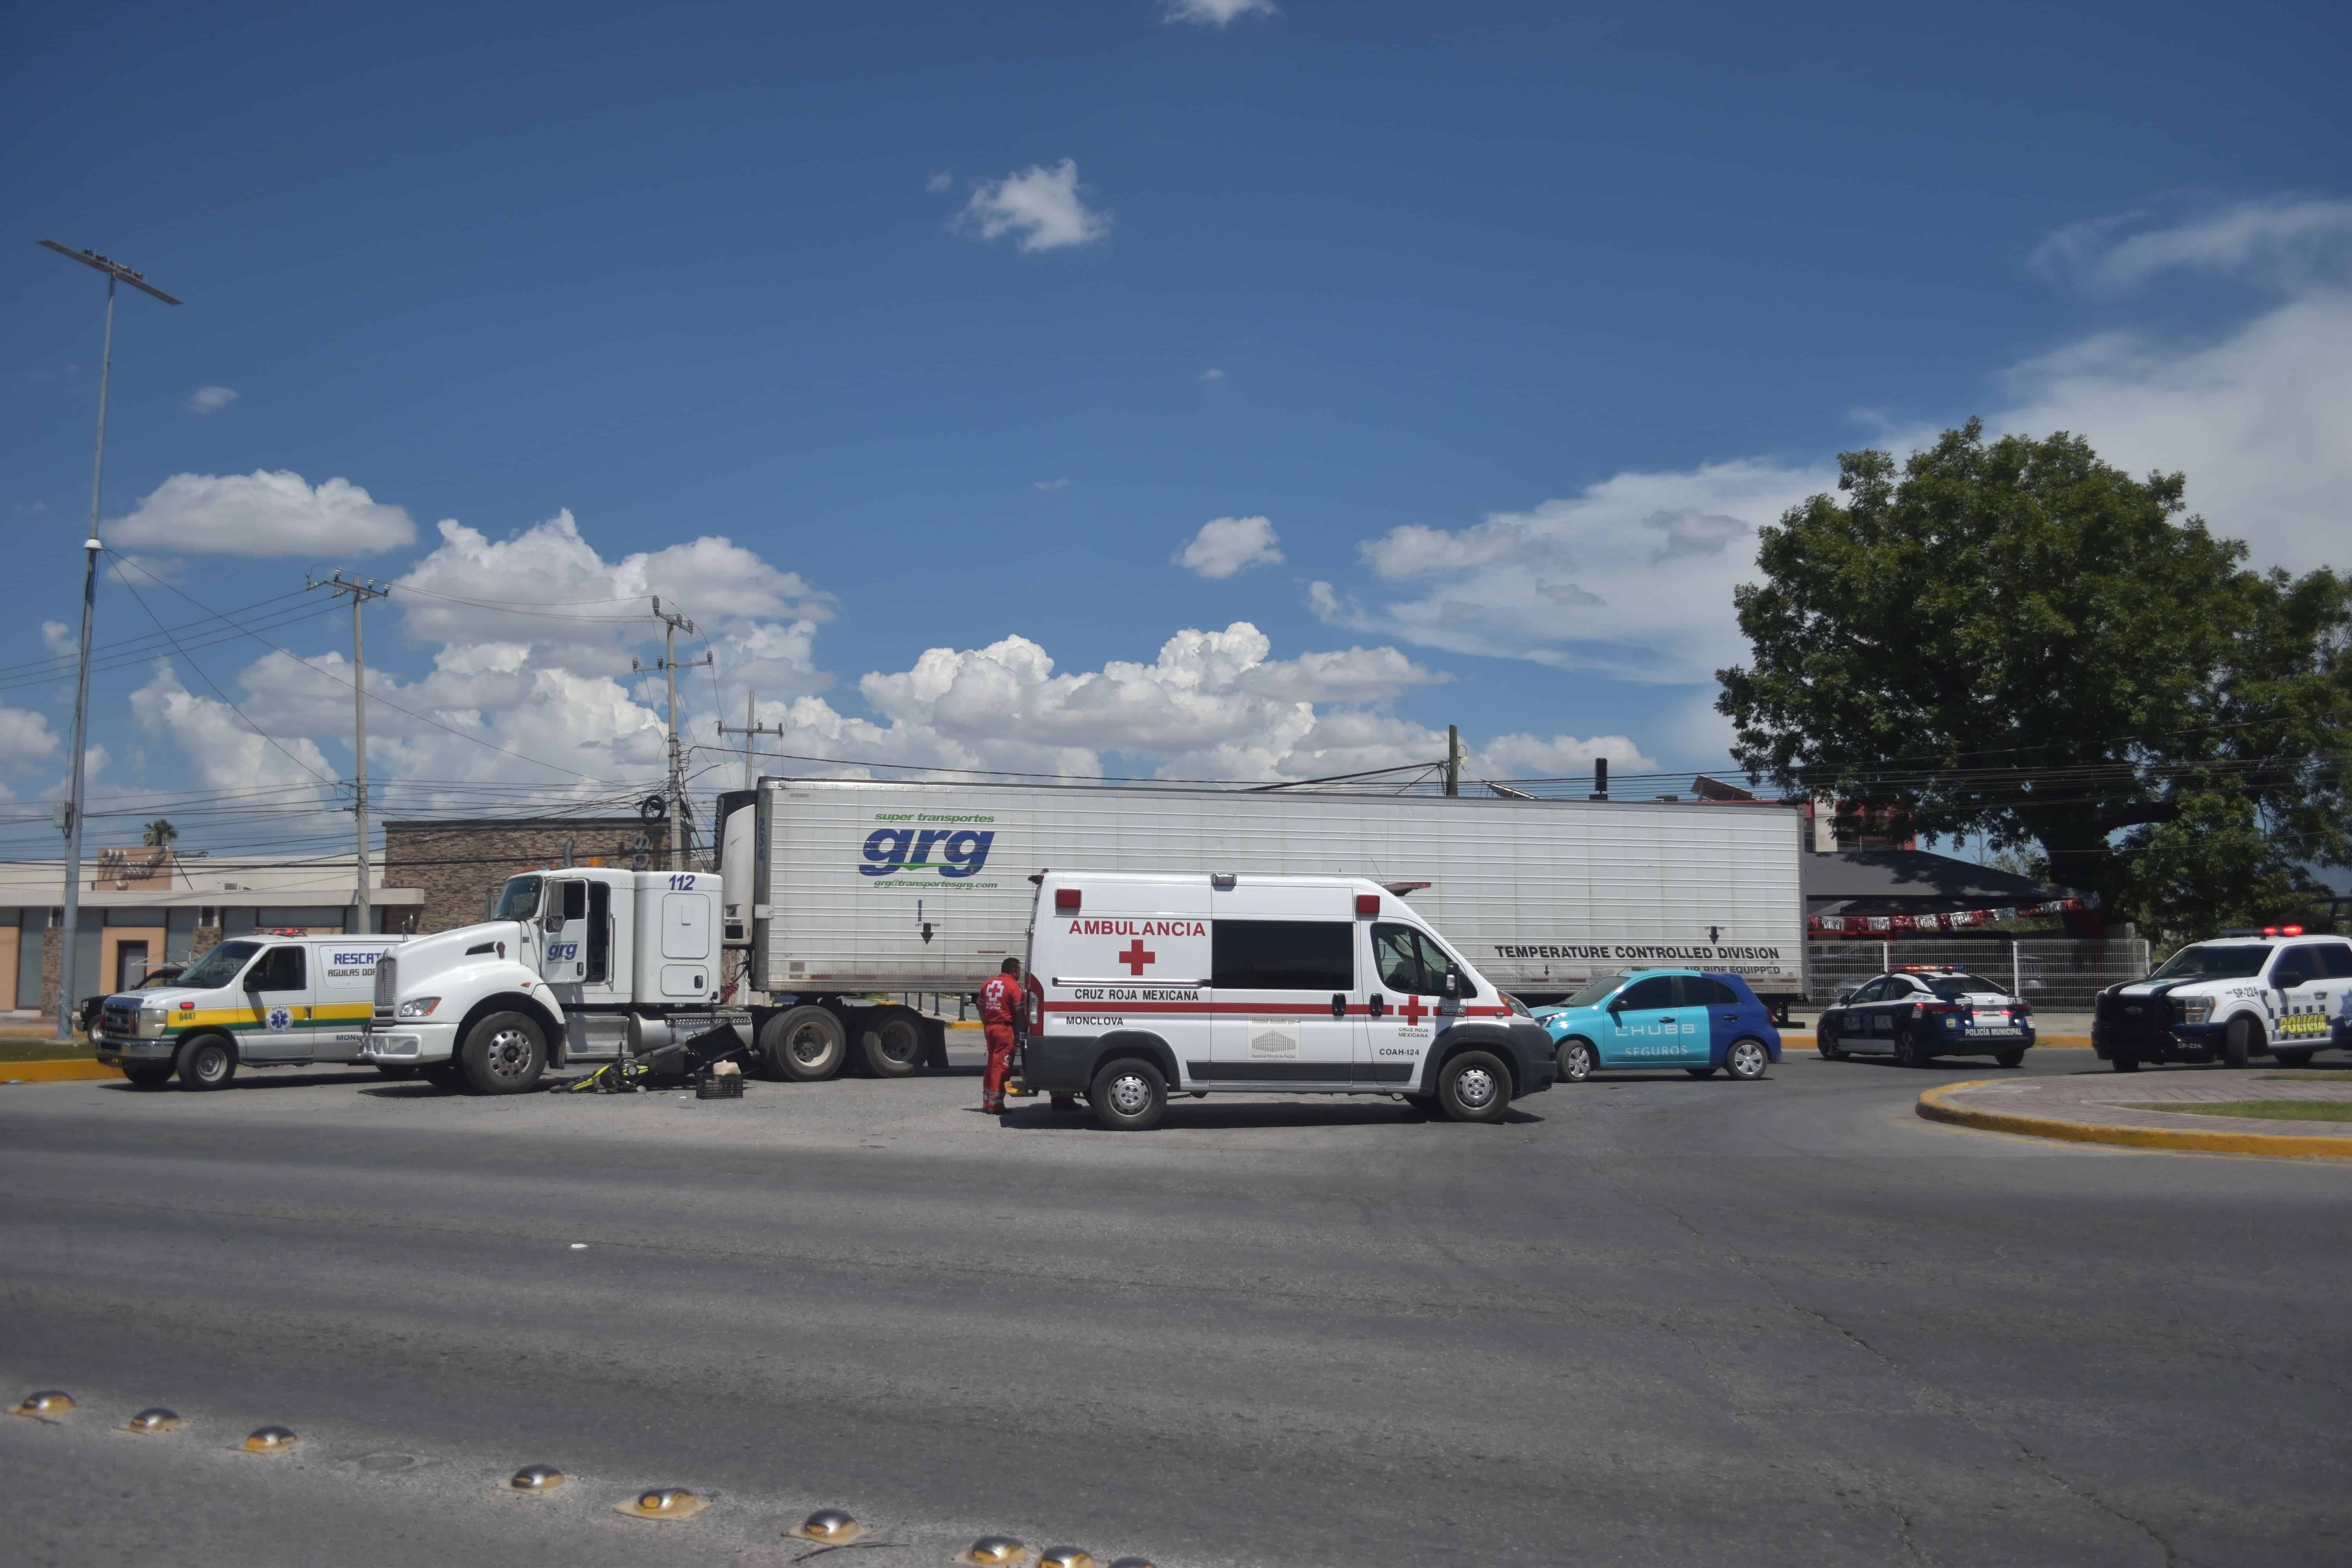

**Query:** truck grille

left=373, top=955, right=397, bottom=1018
left=100, top=1001, right=141, bottom=1038
left=2095, top=989, right=2175, bottom=1048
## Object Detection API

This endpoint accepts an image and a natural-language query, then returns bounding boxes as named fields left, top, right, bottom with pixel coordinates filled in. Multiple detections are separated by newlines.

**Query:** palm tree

left=141, top=819, right=178, bottom=848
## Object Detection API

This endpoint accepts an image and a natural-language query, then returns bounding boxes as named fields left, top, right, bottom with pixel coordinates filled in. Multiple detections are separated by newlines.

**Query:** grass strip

left=0, top=1038, right=95, bottom=1063
left=2128, top=1100, right=2352, bottom=1124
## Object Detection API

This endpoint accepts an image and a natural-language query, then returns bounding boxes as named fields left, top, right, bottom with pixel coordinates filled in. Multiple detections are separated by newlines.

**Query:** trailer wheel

left=762, top=1005, right=847, bottom=1082
left=460, top=1012, right=546, bottom=1095
left=859, top=1008, right=925, bottom=1078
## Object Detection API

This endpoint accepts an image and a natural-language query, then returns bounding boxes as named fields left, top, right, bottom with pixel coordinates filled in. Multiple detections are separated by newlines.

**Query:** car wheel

left=460, top=1011, right=546, bottom=1095
left=1089, top=1056, right=1167, bottom=1131
left=122, top=1063, right=175, bottom=1089
left=1437, top=1050, right=1511, bottom=1123
left=858, top=1007, right=924, bottom=1078
left=760, top=1005, right=847, bottom=1082
left=1892, top=1027, right=1926, bottom=1069
left=174, top=1034, right=236, bottom=1091
left=2221, top=1015, right=2257, bottom=1069
left=1817, top=1022, right=1846, bottom=1061
left=1993, top=1047, right=2025, bottom=1068
left=2274, top=1049, right=2315, bottom=1069
left=1724, top=1038, right=1769, bottom=1080
left=2109, top=1051, right=2141, bottom=1073
left=1557, top=1038, right=1596, bottom=1083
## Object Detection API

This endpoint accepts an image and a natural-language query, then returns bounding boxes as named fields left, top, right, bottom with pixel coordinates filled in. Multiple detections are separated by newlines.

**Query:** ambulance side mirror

left=1443, top=966, right=1461, bottom=999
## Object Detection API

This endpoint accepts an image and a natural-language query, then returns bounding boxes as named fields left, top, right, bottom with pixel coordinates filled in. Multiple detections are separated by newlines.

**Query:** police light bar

left=2259, top=925, right=2305, bottom=936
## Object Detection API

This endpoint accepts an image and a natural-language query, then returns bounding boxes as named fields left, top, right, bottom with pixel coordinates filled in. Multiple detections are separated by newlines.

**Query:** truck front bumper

left=359, top=1021, right=458, bottom=1065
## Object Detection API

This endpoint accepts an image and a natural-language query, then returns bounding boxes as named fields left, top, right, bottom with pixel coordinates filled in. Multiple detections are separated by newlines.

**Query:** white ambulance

left=92, top=933, right=407, bottom=1090
left=1017, top=869, right=1558, bottom=1130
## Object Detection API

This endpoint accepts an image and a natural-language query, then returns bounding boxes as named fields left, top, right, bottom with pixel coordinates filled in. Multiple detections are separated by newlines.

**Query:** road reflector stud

left=509, top=1464, right=564, bottom=1492
left=1040, top=1550, right=1094, bottom=1568
left=127, top=1408, right=181, bottom=1433
left=965, top=1537, right=1030, bottom=1566
left=616, top=1487, right=707, bottom=1520
left=795, top=1508, right=866, bottom=1543
left=13, top=1390, right=73, bottom=1416
left=243, top=1425, right=297, bottom=1453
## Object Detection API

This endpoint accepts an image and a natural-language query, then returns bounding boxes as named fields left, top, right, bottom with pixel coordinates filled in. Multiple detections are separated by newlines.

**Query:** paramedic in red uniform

left=977, top=957, right=1024, bottom=1114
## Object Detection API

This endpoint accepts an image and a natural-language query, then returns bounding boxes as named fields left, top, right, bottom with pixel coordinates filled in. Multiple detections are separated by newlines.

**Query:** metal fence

left=1805, top=938, right=2152, bottom=1011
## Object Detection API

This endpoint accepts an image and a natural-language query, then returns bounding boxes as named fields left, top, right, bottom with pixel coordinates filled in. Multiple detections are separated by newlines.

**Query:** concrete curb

left=2, top=1059, right=123, bottom=1084
left=1916, top=1079, right=2352, bottom=1160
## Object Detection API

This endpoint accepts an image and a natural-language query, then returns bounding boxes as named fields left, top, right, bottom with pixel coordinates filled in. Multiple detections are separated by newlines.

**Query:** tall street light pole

left=37, top=242, right=181, bottom=1040
left=310, top=572, right=388, bottom=932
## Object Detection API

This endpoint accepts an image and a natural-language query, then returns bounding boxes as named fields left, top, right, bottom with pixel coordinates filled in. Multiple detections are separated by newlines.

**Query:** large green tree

left=1715, top=420, right=2351, bottom=938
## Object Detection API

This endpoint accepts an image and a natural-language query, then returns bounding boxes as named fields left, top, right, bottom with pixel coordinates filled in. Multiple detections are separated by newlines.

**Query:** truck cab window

left=586, top=881, right=611, bottom=984
left=492, top=876, right=544, bottom=922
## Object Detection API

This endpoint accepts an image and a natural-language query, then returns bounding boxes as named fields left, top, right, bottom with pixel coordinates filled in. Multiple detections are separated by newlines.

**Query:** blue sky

left=4, top=0, right=2347, bottom=855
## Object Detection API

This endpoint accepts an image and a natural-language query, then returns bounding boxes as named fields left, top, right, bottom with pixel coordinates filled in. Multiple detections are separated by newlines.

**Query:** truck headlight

left=139, top=1009, right=168, bottom=1038
left=395, top=997, right=441, bottom=1019
left=2180, top=996, right=2213, bottom=1024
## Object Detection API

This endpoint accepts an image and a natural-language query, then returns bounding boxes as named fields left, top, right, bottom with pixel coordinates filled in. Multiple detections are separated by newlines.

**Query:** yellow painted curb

left=2, top=1059, right=123, bottom=1083
left=1916, top=1080, right=2352, bottom=1160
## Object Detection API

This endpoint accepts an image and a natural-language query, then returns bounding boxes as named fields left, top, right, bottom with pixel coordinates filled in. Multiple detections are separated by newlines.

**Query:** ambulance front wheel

left=1437, top=1050, right=1510, bottom=1123
left=1089, top=1057, right=1167, bottom=1132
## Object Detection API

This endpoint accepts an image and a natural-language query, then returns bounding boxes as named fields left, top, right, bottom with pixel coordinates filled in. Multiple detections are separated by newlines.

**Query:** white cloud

left=1200, top=368, right=1225, bottom=381
left=1174, top=515, right=1284, bottom=578
left=0, top=704, right=61, bottom=768
left=1995, top=198, right=2352, bottom=574
left=42, top=621, right=72, bottom=656
left=955, top=160, right=1110, bottom=253
left=392, top=511, right=833, bottom=652
left=187, top=385, right=238, bottom=415
left=107, top=471, right=416, bottom=557
left=129, top=662, right=341, bottom=800
left=1341, top=459, right=1828, bottom=682
left=1473, top=732, right=1659, bottom=777
left=1033, top=477, right=1071, bottom=492
left=741, top=622, right=1624, bottom=786
left=2032, top=196, right=2352, bottom=293
left=924, top=170, right=953, bottom=194
left=1165, top=0, right=1278, bottom=24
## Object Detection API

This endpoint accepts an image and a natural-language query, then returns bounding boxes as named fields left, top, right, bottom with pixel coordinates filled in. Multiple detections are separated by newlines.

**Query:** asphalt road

left=4, top=1046, right=2348, bottom=1568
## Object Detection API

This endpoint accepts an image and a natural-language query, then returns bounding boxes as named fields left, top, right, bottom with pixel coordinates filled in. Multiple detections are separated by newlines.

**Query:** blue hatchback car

left=1532, top=969, right=1783, bottom=1082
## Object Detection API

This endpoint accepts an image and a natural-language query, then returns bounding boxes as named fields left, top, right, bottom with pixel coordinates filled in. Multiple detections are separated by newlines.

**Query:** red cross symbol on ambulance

left=1118, top=938, right=1156, bottom=976
left=1399, top=994, right=1428, bottom=1026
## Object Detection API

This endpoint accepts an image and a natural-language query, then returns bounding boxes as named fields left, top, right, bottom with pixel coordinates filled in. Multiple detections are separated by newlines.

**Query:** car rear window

left=1923, top=974, right=2007, bottom=999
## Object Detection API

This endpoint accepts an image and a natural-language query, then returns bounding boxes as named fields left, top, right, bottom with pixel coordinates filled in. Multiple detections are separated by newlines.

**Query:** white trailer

left=723, top=778, right=1807, bottom=1019
left=358, top=778, right=1805, bottom=1095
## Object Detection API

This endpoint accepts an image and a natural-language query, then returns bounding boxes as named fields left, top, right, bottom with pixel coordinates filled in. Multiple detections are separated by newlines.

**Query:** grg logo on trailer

left=860, top=825, right=995, bottom=879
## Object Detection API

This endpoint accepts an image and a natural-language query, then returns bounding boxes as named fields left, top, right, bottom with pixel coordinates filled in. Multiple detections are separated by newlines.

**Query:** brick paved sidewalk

left=1929, top=1069, right=2352, bottom=1144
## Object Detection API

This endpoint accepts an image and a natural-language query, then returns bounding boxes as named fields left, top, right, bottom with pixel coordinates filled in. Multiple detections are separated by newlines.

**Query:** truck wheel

left=122, top=1063, right=175, bottom=1089
left=174, top=1034, right=236, bottom=1091
left=1724, top=1038, right=1769, bottom=1080
left=1995, top=1048, right=2025, bottom=1069
left=859, top=1008, right=924, bottom=1078
left=761, top=1005, right=846, bottom=1082
left=460, top=1012, right=546, bottom=1095
left=1557, top=1038, right=1595, bottom=1082
left=1090, top=1056, right=1167, bottom=1131
left=1437, top=1050, right=1510, bottom=1123
left=1892, top=1028, right=1926, bottom=1069
left=2221, top=1016, right=2257, bottom=1069
left=2274, top=1049, right=2314, bottom=1069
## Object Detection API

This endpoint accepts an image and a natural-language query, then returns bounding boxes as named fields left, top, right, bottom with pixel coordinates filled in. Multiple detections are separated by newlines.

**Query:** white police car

left=1816, top=966, right=2034, bottom=1068
left=2094, top=927, right=2352, bottom=1072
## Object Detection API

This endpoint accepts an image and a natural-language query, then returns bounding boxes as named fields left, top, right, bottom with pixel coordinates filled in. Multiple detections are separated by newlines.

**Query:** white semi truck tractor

left=363, top=777, right=1806, bottom=1094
